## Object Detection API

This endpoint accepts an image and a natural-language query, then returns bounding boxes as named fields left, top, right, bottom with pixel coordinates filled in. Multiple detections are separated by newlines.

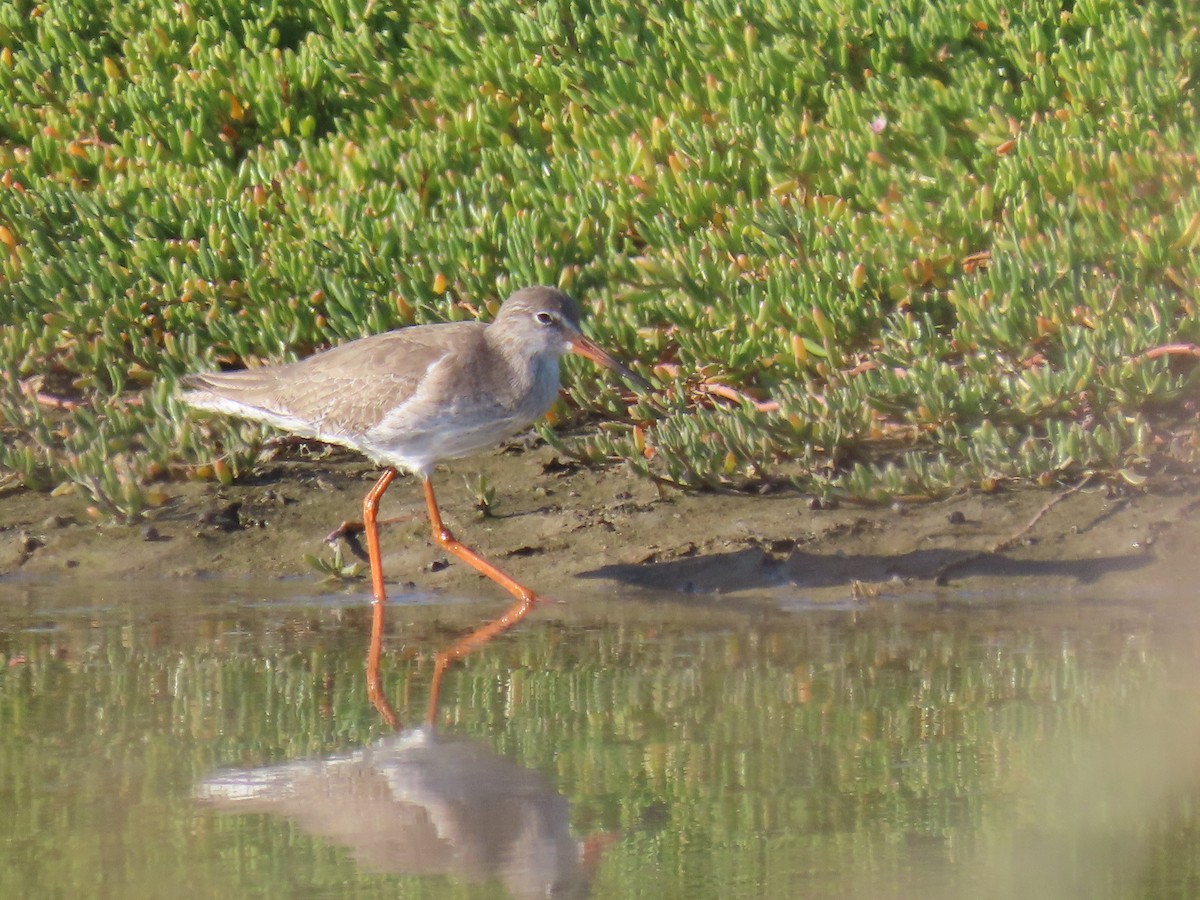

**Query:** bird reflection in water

left=197, top=602, right=607, bottom=899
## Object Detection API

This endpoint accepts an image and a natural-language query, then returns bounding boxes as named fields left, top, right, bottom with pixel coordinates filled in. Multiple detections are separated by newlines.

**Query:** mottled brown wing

left=181, top=324, right=483, bottom=443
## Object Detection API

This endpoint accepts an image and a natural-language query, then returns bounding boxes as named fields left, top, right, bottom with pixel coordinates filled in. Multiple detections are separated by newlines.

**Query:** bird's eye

left=535, top=311, right=556, bottom=326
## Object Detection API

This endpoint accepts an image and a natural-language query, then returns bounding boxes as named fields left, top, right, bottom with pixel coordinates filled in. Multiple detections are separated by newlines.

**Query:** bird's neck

left=484, top=332, right=563, bottom=414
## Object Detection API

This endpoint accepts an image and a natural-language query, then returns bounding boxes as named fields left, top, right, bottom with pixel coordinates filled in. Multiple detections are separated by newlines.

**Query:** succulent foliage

left=1, top=0, right=1198, bottom=514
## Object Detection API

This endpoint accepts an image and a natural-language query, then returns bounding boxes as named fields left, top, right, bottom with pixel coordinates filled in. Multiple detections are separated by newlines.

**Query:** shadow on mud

left=578, top=545, right=1151, bottom=596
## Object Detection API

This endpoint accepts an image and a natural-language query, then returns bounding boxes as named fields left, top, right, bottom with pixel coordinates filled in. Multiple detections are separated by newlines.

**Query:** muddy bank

left=2, top=439, right=1198, bottom=605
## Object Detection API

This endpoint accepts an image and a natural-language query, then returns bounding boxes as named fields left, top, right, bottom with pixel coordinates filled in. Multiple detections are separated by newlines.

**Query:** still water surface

left=1, top=577, right=1198, bottom=899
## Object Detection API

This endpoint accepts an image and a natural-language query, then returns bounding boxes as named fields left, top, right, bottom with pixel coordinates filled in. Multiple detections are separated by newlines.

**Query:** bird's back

left=179, top=322, right=487, bottom=449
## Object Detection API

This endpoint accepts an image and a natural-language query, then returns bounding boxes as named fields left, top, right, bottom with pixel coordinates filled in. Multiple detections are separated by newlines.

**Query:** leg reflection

left=427, top=594, right=538, bottom=725
left=367, top=625, right=400, bottom=730
left=366, top=594, right=540, bottom=730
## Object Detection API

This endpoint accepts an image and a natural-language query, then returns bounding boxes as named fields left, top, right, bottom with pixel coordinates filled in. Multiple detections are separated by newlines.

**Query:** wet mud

left=2, top=439, right=1198, bottom=606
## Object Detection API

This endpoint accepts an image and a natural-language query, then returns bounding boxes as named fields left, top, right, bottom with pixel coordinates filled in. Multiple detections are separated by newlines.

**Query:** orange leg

left=364, top=468, right=398, bottom=729
left=421, top=475, right=542, bottom=723
left=422, top=476, right=540, bottom=604
left=365, top=472, right=543, bottom=728
left=325, top=515, right=414, bottom=547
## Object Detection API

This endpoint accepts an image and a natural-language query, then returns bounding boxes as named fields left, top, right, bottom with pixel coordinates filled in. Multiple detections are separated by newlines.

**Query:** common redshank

left=179, top=286, right=646, bottom=709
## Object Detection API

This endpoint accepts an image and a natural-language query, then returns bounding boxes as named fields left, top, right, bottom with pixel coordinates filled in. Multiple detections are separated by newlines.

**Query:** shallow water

left=1, top=577, right=1199, bottom=900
